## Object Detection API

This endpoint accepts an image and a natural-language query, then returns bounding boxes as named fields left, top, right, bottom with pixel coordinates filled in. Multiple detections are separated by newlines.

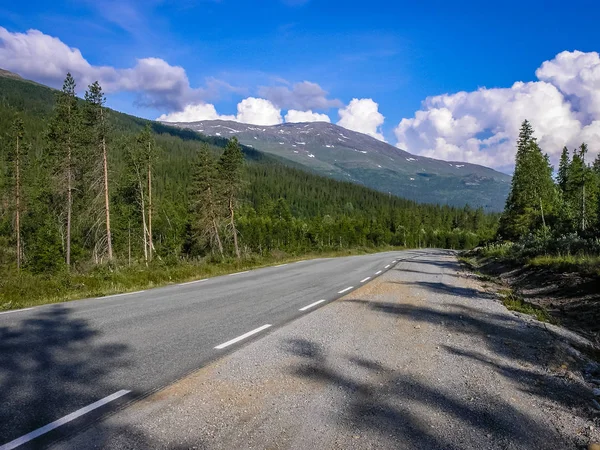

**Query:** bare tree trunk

left=66, top=136, right=72, bottom=268
left=138, top=177, right=148, bottom=262
left=15, top=133, right=21, bottom=271
left=212, top=218, right=224, bottom=257
left=147, top=154, right=153, bottom=262
left=229, top=196, right=240, bottom=259
left=128, top=221, right=131, bottom=266
left=100, top=108, right=113, bottom=261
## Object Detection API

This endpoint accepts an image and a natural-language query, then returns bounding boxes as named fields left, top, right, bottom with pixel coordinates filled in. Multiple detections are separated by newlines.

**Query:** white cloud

left=159, top=97, right=282, bottom=126
left=157, top=104, right=235, bottom=122
left=394, top=50, right=600, bottom=171
left=337, top=98, right=386, bottom=141
left=236, top=97, right=283, bottom=125
left=284, top=110, right=331, bottom=123
left=0, top=26, right=237, bottom=110
left=259, top=81, right=341, bottom=110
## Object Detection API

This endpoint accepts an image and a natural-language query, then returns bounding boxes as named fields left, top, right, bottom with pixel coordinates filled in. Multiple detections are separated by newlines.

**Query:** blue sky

left=1, top=0, right=599, bottom=171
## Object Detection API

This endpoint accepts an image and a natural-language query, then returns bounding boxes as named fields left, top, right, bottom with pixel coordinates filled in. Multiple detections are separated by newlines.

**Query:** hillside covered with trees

left=0, top=72, right=499, bottom=308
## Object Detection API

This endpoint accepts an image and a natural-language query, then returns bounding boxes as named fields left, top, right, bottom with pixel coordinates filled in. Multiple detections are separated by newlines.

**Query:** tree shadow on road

left=281, top=337, right=574, bottom=449
left=342, top=298, right=598, bottom=415
left=0, top=305, right=154, bottom=448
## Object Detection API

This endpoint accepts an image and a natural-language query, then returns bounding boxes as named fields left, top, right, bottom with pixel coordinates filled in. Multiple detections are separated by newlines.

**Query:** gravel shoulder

left=53, top=249, right=600, bottom=450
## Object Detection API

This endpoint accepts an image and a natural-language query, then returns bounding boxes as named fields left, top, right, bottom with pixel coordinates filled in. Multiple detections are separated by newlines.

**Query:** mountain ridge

left=165, top=119, right=511, bottom=211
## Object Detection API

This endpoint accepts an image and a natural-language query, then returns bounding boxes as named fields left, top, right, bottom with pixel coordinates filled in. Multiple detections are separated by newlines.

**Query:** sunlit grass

left=0, top=246, right=403, bottom=311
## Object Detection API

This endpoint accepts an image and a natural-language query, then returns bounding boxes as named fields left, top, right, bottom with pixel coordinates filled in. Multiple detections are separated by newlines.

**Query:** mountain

left=164, top=120, right=511, bottom=211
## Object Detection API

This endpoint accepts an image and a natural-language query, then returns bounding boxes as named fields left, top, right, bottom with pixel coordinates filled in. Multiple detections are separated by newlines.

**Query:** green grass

left=528, top=254, right=600, bottom=277
left=0, top=246, right=403, bottom=311
left=501, top=291, right=556, bottom=324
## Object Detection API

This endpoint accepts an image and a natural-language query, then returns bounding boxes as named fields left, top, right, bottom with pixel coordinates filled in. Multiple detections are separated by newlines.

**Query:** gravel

left=53, top=249, right=600, bottom=450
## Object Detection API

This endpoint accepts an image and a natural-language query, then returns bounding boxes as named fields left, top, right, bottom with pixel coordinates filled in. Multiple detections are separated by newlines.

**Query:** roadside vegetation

left=464, top=120, right=599, bottom=336
left=0, top=73, right=500, bottom=309
left=471, top=120, right=600, bottom=276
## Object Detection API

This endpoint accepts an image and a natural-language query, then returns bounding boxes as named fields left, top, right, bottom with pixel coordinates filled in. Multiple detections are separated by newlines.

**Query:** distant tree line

left=0, top=73, right=499, bottom=276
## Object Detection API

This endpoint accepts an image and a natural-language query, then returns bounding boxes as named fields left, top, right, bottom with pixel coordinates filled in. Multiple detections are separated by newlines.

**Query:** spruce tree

left=557, top=146, right=570, bottom=193
left=219, top=137, right=244, bottom=259
left=189, top=144, right=224, bottom=256
left=499, top=120, right=557, bottom=239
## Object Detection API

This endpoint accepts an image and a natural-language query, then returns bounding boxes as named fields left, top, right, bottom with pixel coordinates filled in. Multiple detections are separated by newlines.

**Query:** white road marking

left=338, top=286, right=353, bottom=294
left=392, top=260, right=397, bottom=263
left=299, top=300, right=326, bottom=311
left=274, top=263, right=288, bottom=267
left=214, top=324, right=272, bottom=349
left=0, top=308, right=34, bottom=316
left=0, top=390, right=131, bottom=450
left=228, top=271, right=249, bottom=276
left=385, top=265, right=390, bottom=269
left=103, top=291, right=145, bottom=299
left=179, top=279, right=207, bottom=286
left=375, top=271, right=382, bottom=275
left=294, top=260, right=306, bottom=264
left=360, top=277, right=371, bottom=283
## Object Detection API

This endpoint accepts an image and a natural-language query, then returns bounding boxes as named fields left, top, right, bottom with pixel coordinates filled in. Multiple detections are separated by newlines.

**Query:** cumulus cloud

left=394, top=50, right=600, bottom=171
left=0, top=26, right=236, bottom=111
left=259, top=81, right=342, bottom=110
left=157, top=104, right=235, bottom=122
left=159, top=97, right=283, bottom=126
left=337, top=98, right=386, bottom=141
left=284, top=110, right=331, bottom=123
left=236, top=97, right=283, bottom=125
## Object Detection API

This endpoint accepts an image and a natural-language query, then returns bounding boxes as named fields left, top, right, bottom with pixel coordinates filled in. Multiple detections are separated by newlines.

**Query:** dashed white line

left=0, top=389, right=131, bottom=450
left=375, top=270, right=382, bottom=275
left=274, top=263, right=288, bottom=267
left=392, top=260, right=397, bottom=263
left=299, top=300, right=326, bottom=311
left=215, top=324, right=272, bottom=349
left=338, top=286, right=353, bottom=294
left=103, top=291, right=145, bottom=299
left=228, top=270, right=249, bottom=276
left=360, top=277, right=371, bottom=283
left=385, top=265, right=390, bottom=269
left=179, top=279, right=207, bottom=286
left=0, top=307, right=34, bottom=316
left=294, top=260, right=306, bottom=264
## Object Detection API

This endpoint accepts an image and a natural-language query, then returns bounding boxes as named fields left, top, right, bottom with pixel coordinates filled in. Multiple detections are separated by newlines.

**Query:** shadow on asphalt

left=281, top=337, right=563, bottom=449
left=0, top=305, right=153, bottom=448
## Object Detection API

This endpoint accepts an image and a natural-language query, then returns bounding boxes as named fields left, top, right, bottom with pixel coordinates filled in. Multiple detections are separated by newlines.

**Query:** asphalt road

left=49, top=248, right=599, bottom=450
left=0, top=250, right=411, bottom=449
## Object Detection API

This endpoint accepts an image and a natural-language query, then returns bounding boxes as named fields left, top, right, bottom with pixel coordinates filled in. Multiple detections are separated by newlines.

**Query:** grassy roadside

left=0, top=246, right=404, bottom=311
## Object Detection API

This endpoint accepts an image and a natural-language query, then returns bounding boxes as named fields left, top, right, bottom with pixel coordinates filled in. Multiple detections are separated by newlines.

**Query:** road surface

left=0, top=250, right=409, bottom=449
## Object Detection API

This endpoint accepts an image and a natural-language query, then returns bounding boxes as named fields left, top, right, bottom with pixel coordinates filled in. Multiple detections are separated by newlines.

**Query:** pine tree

left=84, top=81, right=113, bottom=261
left=137, top=125, right=157, bottom=261
left=189, top=144, right=224, bottom=256
left=219, top=137, right=244, bottom=259
left=10, top=117, right=25, bottom=270
left=125, top=126, right=157, bottom=262
left=47, top=73, right=81, bottom=268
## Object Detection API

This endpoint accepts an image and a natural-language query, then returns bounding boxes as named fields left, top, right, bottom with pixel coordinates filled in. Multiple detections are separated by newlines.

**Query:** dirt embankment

left=467, top=255, right=599, bottom=346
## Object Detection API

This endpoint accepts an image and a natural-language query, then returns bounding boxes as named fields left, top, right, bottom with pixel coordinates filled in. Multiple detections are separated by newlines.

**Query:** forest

left=483, top=120, right=600, bottom=271
left=0, top=73, right=499, bottom=308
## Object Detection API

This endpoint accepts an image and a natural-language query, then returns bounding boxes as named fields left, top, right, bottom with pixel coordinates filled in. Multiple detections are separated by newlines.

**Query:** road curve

left=0, top=250, right=415, bottom=449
